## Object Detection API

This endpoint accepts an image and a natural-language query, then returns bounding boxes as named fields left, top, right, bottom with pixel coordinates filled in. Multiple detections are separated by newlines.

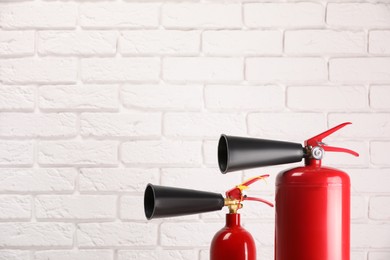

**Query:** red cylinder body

left=275, top=159, right=350, bottom=260
left=211, top=214, right=256, bottom=260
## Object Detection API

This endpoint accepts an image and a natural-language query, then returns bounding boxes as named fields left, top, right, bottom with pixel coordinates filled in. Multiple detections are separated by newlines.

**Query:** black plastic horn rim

left=144, top=184, right=155, bottom=220
left=218, top=134, right=229, bottom=174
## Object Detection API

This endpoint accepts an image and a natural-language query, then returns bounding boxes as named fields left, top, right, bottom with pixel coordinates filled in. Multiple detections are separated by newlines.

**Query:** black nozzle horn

left=218, top=135, right=305, bottom=174
left=144, top=184, right=225, bottom=220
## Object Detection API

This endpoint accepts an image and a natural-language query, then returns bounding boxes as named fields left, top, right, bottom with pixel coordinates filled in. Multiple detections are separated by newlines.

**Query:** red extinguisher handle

left=244, top=196, right=274, bottom=207
left=225, top=174, right=274, bottom=208
left=305, top=122, right=359, bottom=157
left=322, top=145, right=359, bottom=157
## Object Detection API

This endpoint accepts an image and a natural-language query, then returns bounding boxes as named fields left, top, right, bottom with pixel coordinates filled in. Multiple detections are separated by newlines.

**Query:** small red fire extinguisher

left=218, top=122, right=359, bottom=260
left=144, top=175, right=273, bottom=260
left=211, top=175, right=273, bottom=260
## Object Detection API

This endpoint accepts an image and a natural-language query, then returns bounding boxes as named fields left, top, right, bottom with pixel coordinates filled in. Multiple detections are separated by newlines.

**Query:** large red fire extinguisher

left=144, top=175, right=273, bottom=260
left=218, top=122, right=359, bottom=260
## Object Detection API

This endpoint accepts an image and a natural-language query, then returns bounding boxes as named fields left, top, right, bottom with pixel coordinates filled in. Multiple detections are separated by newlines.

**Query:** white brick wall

left=0, top=1, right=389, bottom=260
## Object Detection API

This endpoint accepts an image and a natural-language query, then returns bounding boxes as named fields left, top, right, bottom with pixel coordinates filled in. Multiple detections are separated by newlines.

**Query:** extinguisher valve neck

left=307, top=146, right=324, bottom=160
left=224, top=198, right=242, bottom=214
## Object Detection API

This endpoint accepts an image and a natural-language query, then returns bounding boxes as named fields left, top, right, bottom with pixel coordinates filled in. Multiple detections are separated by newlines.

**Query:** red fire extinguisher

left=211, top=175, right=274, bottom=260
left=144, top=175, right=273, bottom=260
left=218, top=122, right=359, bottom=260
left=275, top=122, right=358, bottom=260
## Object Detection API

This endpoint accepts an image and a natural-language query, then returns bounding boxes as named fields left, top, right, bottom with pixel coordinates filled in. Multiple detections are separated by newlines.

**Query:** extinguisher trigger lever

left=225, top=174, right=274, bottom=213
left=244, top=196, right=274, bottom=208
left=322, top=145, right=359, bottom=157
left=305, top=122, right=359, bottom=158
left=239, top=174, right=269, bottom=188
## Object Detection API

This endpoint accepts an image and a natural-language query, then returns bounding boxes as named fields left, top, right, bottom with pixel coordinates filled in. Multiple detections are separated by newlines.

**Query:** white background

left=0, top=0, right=390, bottom=259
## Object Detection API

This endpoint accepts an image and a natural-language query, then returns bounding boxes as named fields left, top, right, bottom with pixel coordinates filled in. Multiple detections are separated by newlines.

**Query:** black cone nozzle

left=218, top=135, right=305, bottom=173
left=144, top=184, right=225, bottom=220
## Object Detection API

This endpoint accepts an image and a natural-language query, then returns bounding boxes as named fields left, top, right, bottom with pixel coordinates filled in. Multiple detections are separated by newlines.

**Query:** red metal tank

left=211, top=213, right=256, bottom=260
left=275, top=122, right=359, bottom=260
left=276, top=159, right=350, bottom=260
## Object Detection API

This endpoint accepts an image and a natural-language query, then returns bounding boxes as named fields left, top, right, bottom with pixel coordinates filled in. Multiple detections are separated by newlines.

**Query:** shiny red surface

left=275, top=159, right=350, bottom=260
left=211, top=214, right=256, bottom=260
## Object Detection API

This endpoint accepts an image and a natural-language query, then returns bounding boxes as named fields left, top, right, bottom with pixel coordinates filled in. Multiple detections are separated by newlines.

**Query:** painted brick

left=350, top=169, right=390, bottom=193
left=247, top=112, right=326, bottom=139
left=352, top=224, right=390, bottom=248
left=351, top=251, right=367, bottom=260
left=370, top=86, right=390, bottom=110
left=162, top=3, right=241, bottom=29
left=81, top=58, right=160, bottom=83
left=245, top=222, right=275, bottom=247
left=200, top=250, right=209, bottom=260
left=288, top=86, right=367, bottom=111
left=77, top=223, right=157, bottom=247
left=257, top=248, right=275, bottom=260
left=203, top=140, right=218, bottom=166
left=205, top=85, right=284, bottom=111
left=328, top=113, right=390, bottom=138
left=0, top=2, right=77, bottom=29
left=370, top=196, right=390, bottom=220
left=0, top=86, right=35, bottom=111
left=330, top=58, right=390, bottom=83
left=0, top=58, right=77, bottom=84
left=80, top=3, right=159, bottom=28
left=121, top=84, right=203, bottom=110
left=0, top=113, right=77, bottom=138
left=244, top=3, right=324, bottom=28
left=80, top=112, right=161, bottom=138
left=117, top=250, right=196, bottom=260
left=327, top=3, right=390, bottom=28
left=161, top=168, right=241, bottom=192
left=38, top=31, right=117, bottom=56
left=0, top=250, right=29, bottom=260
left=119, top=196, right=144, bottom=220
left=120, top=30, right=200, bottom=55
left=352, top=195, right=368, bottom=220
left=79, top=168, right=159, bottom=193
left=369, top=252, right=390, bottom=260
left=164, top=112, right=246, bottom=137
left=39, top=85, right=118, bottom=111
left=0, top=168, right=76, bottom=193
left=0, top=168, right=77, bottom=192
left=0, top=196, right=31, bottom=219
left=285, top=30, right=365, bottom=54
left=202, top=30, right=282, bottom=55
left=36, top=195, right=116, bottom=220
left=371, top=141, right=390, bottom=166
left=163, top=57, right=243, bottom=82
left=369, top=31, right=390, bottom=54
left=0, top=141, right=33, bottom=166
left=0, top=31, right=34, bottom=57
left=0, top=223, right=74, bottom=247
left=161, top=222, right=221, bottom=246
left=121, top=140, right=202, bottom=166
left=38, top=141, right=118, bottom=166
left=34, top=250, right=113, bottom=260
left=246, top=58, right=327, bottom=83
